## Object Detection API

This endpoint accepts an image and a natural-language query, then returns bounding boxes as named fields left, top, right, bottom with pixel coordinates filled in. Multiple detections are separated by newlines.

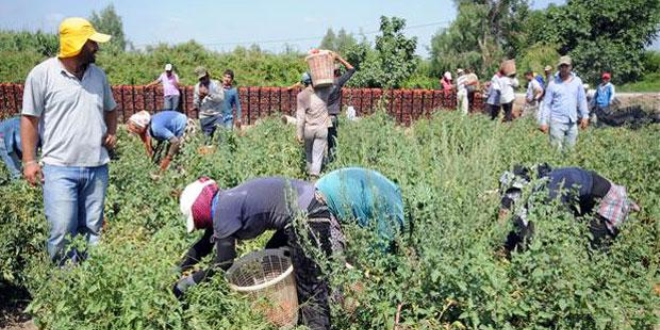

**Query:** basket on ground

left=226, top=249, right=299, bottom=328
left=305, top=49, right=334, bottom=87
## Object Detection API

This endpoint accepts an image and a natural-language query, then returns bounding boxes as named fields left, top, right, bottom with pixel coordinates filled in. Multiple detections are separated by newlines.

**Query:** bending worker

left=174, top=176, right=343, bottom=330
left=127, top=110, right=189, bottom=172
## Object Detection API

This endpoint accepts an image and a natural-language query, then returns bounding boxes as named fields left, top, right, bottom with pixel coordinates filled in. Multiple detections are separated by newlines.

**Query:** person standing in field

left=465, top=68, right=480, bottom=113
left=592, top=72, right=616, bottom=116
left=174, top=176, right=341, bottom=329
left=486, top=70, right=503, bottom=120
left=538, top=56, right=589, bottom=152
left=498, top=65, right=519, bottom=122
left=21, top=17, right=117, bottom=264
left=146, top=63, right=181, bottom=110
left=523, top=70, right=544, bottom=117
left=193, top=66, right=225, bottom=146
left=326, top=52, right=356, bottom=163
left=455, top=68, right=469, bottom=115
left=127, top=110, right=192, bottom=172
left=296, top=72, right=331, bottom=180
left=220, top=69, right=243, bottom=130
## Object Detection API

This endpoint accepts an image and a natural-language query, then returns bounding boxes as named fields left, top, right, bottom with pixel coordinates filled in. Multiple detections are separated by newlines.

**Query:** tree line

left=1, top=1, right=659, bottom=89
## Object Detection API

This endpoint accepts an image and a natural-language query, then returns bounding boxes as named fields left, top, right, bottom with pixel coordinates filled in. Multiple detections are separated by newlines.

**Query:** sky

left=0, top=0, right=566, bottom=57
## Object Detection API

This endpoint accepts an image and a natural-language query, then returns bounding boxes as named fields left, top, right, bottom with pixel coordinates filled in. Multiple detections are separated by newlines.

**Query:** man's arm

left=206, top=82, right=225, bottom=103
left=20, top=115, right=41, bottom=184
left=173, top=235, right=237, bottom=299
left=295, top=92, right=307, bottom=143
left=159, top=136, right=181, bottom=172
left=233, top=91, right=242, bottom=125
left=335, top=53, right=356, bottom=88
left=103, top=108, right=118, bottom=149
left=609, top=84, right=616, bottom=105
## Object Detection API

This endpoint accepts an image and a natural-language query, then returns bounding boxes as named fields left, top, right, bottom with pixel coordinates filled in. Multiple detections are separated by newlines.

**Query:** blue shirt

left=538, top=72, right=589, bottom=125
left=315, top=167, right=406, bottom=242
left=0, top=117, right=21, bottom=154
left=594, top=82, right=615, bottom=108
left=149, top=111, right=187, bottom=141
left=222, top=86, right=242, bottom=120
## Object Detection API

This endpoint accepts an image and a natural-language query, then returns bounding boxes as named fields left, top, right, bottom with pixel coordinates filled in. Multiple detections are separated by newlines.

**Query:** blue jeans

left=0, top=138, right=21, bottom=179
left=549, top=119, right=578, bottom=152
left=43, top=164, right=109, bottom=261
left=164, top=95, right=180, bottom=110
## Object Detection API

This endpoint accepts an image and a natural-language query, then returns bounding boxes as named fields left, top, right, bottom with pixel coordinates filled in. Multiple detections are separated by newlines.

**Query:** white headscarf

left=129, top=111, right=151, bottom=128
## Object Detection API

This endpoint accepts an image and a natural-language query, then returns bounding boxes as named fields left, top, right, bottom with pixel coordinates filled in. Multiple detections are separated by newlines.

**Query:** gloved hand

left=159, top=156, right=172, bottom=172
left=172, top=275, right=196, bottom=299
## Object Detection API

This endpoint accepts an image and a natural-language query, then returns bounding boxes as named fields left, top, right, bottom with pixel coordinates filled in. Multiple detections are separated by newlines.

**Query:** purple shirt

left=158, top=72, right=180, bottom=96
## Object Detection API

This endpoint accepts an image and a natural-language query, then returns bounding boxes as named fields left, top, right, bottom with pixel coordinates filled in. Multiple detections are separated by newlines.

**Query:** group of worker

left=0, top=17, right=642, bottom=330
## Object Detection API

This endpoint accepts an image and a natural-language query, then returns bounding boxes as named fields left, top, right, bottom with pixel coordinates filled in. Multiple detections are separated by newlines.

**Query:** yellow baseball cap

left=58, top=17, right=111, bottom=58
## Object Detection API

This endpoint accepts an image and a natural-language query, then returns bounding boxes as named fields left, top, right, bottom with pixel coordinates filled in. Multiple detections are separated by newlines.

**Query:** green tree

left=430, top=0, right=531, bottom=78
left=89, top=4, right=130, bottom=53
left=541, top=0, right=660, bottom=84
left=319, top=28, right=337, bottom=50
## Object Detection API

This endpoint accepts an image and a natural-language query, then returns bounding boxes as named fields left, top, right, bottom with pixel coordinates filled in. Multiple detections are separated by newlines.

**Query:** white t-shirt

left=526, top=79, right=542, bottom=101
left=22, top=58, right=117, bottom=167
left=456, top=75, right=468, bottom=94
left=499, top=77, right=519, bottom=104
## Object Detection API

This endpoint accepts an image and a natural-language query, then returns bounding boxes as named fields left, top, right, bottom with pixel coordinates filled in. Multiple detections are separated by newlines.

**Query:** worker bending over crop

left=174, top=176, right=343, bottom=330
left=498, top=164, right=639, bottom=252
left=127, top=110, right=193, bottom=172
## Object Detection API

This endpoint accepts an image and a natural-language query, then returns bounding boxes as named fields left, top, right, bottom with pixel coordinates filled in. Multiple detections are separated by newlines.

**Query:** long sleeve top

left=194, top=80, right=225, bottom=117
left=538, top=72, right=589, bottom=125
left=179, top=177, right=316, bottom=284
left=594, top=82, right=615, bottom=108
left=315, top=167, right=406, bottom=243
left=296, top=86, right=331, bottom=139
left=327, top=68, right=356, bottom=115
left=222, top=86, right=242, bottom=121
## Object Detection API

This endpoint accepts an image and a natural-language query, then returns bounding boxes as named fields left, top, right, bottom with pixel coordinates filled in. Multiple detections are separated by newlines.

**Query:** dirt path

left=0, top=282, right=36, bottom=330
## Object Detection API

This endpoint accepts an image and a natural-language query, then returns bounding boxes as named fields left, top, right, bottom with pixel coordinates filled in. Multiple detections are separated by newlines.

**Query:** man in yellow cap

left=20, top=17, right=117, bottom=265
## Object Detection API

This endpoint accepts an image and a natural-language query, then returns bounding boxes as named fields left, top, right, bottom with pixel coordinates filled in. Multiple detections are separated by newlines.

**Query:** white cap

left=165, top=63, right=173, bottom=71
left=444, top=71, right=452, bottom=80
left=128, top=111, right=151, bottom=128
left=180, top=178, right=217, bottom=233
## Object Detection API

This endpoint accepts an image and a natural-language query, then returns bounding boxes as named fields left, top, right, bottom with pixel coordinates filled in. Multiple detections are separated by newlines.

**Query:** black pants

left=327, top=115, right=339, bottom=163
left=502, top=102, right=514, bottom=122
left=489, top=104, right=502, bottom=120
left=467, top=90, right=476, bottom=112
left=265, top=203, right=333, bottom=330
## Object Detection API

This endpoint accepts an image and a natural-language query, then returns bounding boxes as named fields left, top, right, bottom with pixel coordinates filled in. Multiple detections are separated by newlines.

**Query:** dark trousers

left=489, top=104, right=501, bottom=120
left=327, top=115, right=339, bottom=163
left=264, top=205, right=333, bottom=330
left=467, top=90, right=476, bottom=113
left=502, top=102, right=514, bottom=122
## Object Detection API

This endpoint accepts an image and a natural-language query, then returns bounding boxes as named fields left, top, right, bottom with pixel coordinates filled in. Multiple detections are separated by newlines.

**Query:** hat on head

left=558, top=56, right=572, bottom=67
left=194, top=66, right=209, bottom=79
left=165, top=63, right=173, bottom=71
left=457, top=68, right=465, bottom=74
left=58, top=17, right=111, bottom=58
left=544, top=65, right=553, bottom=72
left=602, top=72, right=611, bottom=80
left=301, top=72, right=312, bottom=85
left=128, top=110, right=151, bottom=129
left=180, top=177, right=219, bottom=233
left=444, top=71, right=452, bottom=80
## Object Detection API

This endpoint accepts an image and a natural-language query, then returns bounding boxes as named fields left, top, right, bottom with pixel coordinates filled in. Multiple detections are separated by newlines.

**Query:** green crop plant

left=0, top=109, right=658, bottom=329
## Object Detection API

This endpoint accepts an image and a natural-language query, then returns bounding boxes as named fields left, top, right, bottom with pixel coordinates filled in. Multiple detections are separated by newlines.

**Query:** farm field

left=1, top=109, right=659, bottom=329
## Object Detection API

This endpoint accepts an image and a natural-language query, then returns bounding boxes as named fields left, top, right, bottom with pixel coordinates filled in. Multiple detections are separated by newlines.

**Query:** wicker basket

left=226, top=249, right=299, bottom=328
left=305, top=50, right=334, bottom=87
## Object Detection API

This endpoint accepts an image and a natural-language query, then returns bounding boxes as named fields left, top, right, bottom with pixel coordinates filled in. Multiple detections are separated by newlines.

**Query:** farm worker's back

left=315, top=167, right=405, bottom=244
